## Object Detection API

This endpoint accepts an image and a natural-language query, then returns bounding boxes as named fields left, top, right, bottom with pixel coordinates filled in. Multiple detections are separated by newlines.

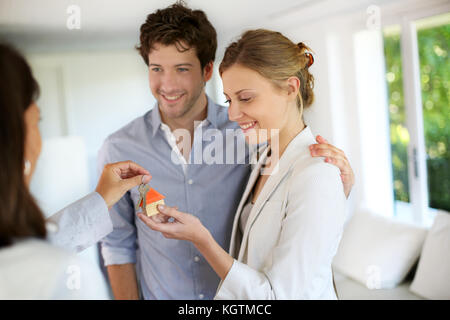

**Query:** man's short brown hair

left=137, top=1, right=217, bottom=69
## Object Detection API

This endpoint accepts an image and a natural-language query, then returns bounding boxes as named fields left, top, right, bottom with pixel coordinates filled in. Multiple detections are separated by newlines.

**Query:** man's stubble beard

left=160, top=82, right=206, bottom=120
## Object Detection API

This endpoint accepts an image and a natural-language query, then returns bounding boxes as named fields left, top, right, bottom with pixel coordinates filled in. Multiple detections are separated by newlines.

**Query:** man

left=98, top=2, right=354, bottom=300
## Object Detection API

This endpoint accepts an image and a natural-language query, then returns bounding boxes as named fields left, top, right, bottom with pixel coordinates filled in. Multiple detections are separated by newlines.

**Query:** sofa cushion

left=410, top=211, right=450, bottom=299
left=334, top=270, right=422, bottom=300
left=332, top=209, right=427, bottom=289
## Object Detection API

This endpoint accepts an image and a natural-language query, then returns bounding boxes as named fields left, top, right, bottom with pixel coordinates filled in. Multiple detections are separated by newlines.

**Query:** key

left=136, top=183, right=145, bottom=211
left=136, top=183, right=150, bottom=211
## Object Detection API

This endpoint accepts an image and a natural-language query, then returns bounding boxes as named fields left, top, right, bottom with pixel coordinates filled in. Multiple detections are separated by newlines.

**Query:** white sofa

left=331, top=209, right=450, bottom=300
left=334, top=270, right=422, bottom=300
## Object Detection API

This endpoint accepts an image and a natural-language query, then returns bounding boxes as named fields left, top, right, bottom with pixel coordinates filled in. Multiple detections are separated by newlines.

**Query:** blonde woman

left=139, top=29, right=347, bottom=299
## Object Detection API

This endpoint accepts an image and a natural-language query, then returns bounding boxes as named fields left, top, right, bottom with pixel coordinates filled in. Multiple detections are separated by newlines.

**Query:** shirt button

left=188, top=179, right=193, bottom=185
left=194, top=256, right=200, bottom=262
left=199, top=294, right=204, bottom=299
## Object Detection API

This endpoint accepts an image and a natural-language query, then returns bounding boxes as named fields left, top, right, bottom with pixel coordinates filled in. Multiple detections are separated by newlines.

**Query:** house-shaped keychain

left=139, top=188, right=166, bottom=217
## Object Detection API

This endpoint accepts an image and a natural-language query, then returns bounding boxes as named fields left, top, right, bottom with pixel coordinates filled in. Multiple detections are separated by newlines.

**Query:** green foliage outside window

left=383, top=22, right=449, bottom=212
left=383, top=29, right=410, bottom=203
left=418, top=24, right=450, bottom=211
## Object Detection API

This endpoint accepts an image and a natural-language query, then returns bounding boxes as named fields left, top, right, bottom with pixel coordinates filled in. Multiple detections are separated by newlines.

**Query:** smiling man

left=97, top=2, right=354, bottom=300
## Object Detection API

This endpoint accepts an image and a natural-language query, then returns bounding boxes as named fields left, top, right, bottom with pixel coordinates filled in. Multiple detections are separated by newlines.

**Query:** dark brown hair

left=220, top=29, right=315, bottom=114
left=0, top=43, right=46, bottom=248
left=136, top=1, right=217, bottom=69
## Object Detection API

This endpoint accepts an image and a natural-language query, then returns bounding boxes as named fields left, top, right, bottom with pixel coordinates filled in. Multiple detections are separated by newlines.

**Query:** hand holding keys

left=95, top=160, right=151, bottom=209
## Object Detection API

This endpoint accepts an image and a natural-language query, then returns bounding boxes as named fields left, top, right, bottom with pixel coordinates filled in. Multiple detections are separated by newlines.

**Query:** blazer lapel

left=228, top=145, right=270, bottom=257
left=236, top=150, right=292, bottom=261
left=237, top=126, right=315, bottom=261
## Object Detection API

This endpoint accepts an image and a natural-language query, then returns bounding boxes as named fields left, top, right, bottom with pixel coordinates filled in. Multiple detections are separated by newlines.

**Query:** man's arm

left=98, top=140, right=142, bottom=300
left=107, top=263, right=140, bottom=300
left=102, top=191, right=141, bottom=300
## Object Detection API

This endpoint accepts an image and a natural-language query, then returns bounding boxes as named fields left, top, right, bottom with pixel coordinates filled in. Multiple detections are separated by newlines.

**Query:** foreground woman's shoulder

left=1, top=238, right=73, bottom=262
left=291, top=154, right=341, bottom=180
left=0, top=238, right=109, bottom=299
left=285, top=154, right=344, bottom=200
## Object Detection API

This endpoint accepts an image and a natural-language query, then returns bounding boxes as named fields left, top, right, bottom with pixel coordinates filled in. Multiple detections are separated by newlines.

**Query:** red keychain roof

left=139, top=188, right=165, bottom=208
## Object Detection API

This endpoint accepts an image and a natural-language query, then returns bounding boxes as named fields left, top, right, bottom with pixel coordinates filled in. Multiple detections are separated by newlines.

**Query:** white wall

left=28, top=49, right=155, bottom=190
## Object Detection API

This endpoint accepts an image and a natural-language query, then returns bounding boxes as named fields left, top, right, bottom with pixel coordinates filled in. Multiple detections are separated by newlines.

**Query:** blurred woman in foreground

left=0, top=44, right=150, bottom=299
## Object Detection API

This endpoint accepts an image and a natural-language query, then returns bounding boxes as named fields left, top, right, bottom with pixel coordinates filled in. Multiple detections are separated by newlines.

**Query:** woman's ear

left=286, top=76, right=300, bottom=101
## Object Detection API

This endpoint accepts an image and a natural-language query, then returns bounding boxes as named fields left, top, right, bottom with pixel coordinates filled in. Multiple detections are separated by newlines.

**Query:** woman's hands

left=137, top=205, right=210, bottom=246
left=309, top=135, right=355, bottom=198
left=138, top=205, right=234, bottom=280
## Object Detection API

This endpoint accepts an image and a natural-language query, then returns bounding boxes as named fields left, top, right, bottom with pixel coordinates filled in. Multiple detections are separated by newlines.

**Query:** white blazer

left=215, top=126, right=346, bottom=299
left=46, top=192, right=112, bottom=252
left=0, top=239, right=110, bottom=299
left=0, top=193, right=111, bottom=299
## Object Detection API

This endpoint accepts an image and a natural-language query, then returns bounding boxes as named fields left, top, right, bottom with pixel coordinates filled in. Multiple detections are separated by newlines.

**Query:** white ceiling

left=0, top=0, right=313, bottom=31
left=0, top=0, right=311, bottom=50
left=0, top=0, right=407, bottom=52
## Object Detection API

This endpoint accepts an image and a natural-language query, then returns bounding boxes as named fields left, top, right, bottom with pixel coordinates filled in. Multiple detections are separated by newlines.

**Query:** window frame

left=381, top=2, right=450, bottom=225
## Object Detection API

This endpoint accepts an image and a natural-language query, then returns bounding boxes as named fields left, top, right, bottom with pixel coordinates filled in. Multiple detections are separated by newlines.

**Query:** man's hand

left=95, top=160, right=151, bottom=208
left=309, top=135, right=355, bottom=199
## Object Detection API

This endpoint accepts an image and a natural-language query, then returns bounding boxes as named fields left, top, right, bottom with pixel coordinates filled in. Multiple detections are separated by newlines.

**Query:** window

left=383, top=12, right=449, bottom=224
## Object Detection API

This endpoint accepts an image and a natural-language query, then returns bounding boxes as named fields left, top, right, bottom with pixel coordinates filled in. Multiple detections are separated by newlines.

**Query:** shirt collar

left=150, top=101, right=163, bottom=137
left=205, top=95, right=218, bottom=129
left=150, top=95, right=218, bottom=137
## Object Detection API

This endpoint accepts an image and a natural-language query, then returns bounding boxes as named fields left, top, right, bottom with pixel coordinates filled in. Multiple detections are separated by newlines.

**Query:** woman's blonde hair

left=219, top=29, right=314, bottom=117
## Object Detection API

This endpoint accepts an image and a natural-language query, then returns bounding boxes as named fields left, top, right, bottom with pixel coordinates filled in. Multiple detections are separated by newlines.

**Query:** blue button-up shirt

left=98, top=96, right=251, bottom=299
